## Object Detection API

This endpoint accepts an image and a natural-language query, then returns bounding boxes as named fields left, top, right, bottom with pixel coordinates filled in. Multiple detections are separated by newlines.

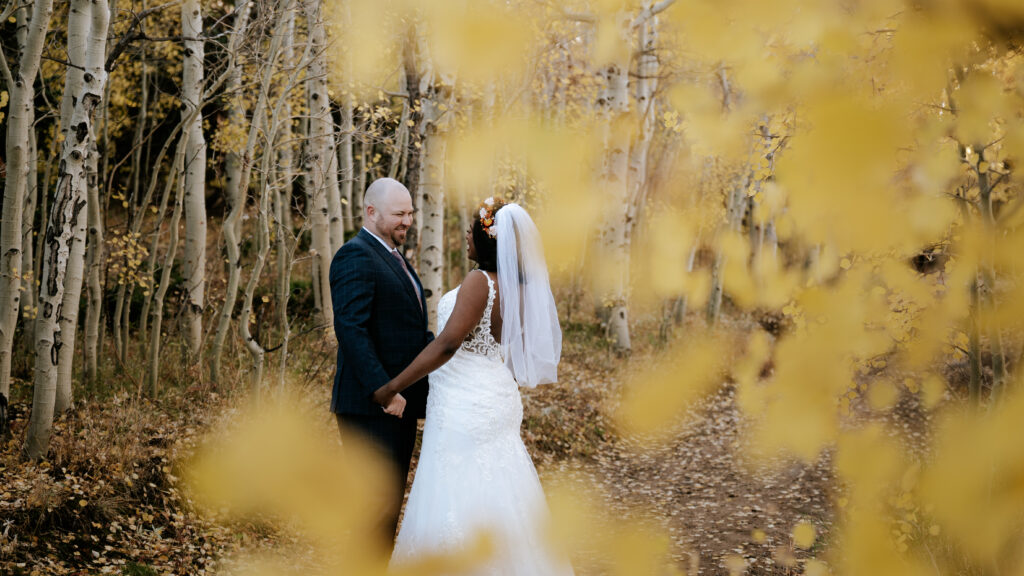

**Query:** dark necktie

left=391, top=250, right=422, bottom=311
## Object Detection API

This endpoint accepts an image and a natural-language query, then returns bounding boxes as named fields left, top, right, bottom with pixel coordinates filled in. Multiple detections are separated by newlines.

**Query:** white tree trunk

left=418, top=110, right=450, bottom=332
left=14, top=1, right=37, bottom=323
left=21, top=129, right=38, bottom=320
left=597, top=57, right=632, bottom=353
left=51, top=0, right=92, bottom=415
left=84, top=139, right=103, bottom=384
left=304, top=0, right=343, bottom=251
left=181, top=0, right=207, bottom=359
left=412, top=24, right=455, bottom=332
left=356, top=132, right=367, bottom=224
left=25, top=0, right=108, bottom=459
left=706, top=174, right=749, bottom=324
left=0, top=0, right=53, bottom=416
left=613, top=4, right=661, bottom=353
left=339, top=99, right=355, bottom=233
left=302, top=0, right=339, bottom=328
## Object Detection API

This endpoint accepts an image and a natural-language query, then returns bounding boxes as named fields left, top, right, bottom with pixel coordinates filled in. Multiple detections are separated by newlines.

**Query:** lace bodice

left=437, top=269, right=502, bottom=360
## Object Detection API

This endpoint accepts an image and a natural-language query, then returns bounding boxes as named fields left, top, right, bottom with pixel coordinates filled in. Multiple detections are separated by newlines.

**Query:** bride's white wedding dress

left=392, top=271, right=573, bottom=575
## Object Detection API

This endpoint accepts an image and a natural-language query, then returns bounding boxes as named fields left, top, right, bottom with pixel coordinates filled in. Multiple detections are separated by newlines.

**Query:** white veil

left=495, top=203, right=562, bottom=388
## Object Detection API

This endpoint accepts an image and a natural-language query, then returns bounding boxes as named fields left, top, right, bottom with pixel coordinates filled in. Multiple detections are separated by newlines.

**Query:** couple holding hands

left=330, top=178, right=573, bottom=574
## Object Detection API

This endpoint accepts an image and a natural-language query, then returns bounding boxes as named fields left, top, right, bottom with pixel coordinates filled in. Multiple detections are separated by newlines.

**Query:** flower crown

left=477, top=196, right=507, bottom=238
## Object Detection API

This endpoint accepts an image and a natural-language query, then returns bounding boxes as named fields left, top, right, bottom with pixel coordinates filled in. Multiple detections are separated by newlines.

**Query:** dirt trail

left=523, top=355, right=835, bottom=575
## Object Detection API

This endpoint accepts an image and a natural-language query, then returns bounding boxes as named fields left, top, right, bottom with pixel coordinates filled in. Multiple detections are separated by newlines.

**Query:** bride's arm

left=372, top=271, right=491, bottom=410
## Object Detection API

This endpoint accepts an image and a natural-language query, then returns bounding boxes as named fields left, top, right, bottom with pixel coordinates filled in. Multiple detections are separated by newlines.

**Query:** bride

left=371, top=198, right=573, bottom=575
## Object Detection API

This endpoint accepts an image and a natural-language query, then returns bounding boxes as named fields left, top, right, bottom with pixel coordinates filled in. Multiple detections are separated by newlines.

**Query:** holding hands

left=374, top=385, right=406, bottom=418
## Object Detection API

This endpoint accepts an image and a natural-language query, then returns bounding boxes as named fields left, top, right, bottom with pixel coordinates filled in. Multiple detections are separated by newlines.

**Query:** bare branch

left=105, top=0, right=183, bottom=71
left=632, top=0, right=677, bottom=28
left=0, top=43, right=12, bottom=91
left=40, top=54, right=88, bottom=71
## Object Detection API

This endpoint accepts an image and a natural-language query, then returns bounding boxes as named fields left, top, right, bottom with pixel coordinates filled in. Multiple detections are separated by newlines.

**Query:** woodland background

left=2, top=0, right=1024, bottom=574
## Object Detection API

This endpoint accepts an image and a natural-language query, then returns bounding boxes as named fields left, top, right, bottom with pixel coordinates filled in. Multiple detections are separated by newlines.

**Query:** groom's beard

left=390, top=227, right=408, bottom=247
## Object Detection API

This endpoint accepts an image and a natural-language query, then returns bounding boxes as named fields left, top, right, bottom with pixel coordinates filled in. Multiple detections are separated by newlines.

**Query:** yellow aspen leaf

left=793, top=521, right=816, bottom=549
left=724, top=555, right=747, bottom=575
left=804, top=559, right=832, bottom=576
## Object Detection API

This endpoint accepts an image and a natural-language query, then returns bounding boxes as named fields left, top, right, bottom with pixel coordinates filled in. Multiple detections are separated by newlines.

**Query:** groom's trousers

left=336, top=413, right=420, bottom=548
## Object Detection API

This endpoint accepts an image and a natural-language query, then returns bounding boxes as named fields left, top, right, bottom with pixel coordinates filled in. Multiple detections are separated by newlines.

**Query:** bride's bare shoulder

left=454, top=270, right=489, bottom=305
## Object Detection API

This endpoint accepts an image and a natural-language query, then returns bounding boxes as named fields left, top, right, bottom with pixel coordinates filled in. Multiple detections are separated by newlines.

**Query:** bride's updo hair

left=473, top=197, right=505, bottom=272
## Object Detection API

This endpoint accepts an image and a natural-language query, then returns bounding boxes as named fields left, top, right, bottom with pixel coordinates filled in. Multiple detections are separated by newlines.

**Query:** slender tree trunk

left=706, top=173, right=749, bottom=324
left=418, top=118, right=449, bottom=331
left=273, top=6, right=297, bottom=389
left=243, top=0, right=309, bottom=394
left=977, top=167, right=1008, bottom=404
left=355, top=135, right=367, bottom=225
left=21, top=128, right=38, bottom=319
left=0, top=0, right=54, bottom=421
left=52, top=0, right=92, bottom=415
left=212, top=0, right=297, bottom=384
left=242, top=139, right=274, bottom=395
left=138, top=122, right=186, bottom=345
left=301, top=0, right=339, bottom=329
left=148, top=138, right=188, bottom=396
left=340, top=99, right=355, bottom=234
left=14, top=0, right=36, bottom=324
left=25, top=0, right=108, bottom=458
left=84, top=142, right=104, bottom=384
left=304, top=0, right=343, bottom=251
left=181, top=0, right=207, bottom=360
left=273, top=160, right=293, bottom=390
left=210, top=0, right=253, bottom=384
left=596, top=57, right=632, bottom=353
left=401, top=26, right=425, bottom=261
left=410, top=22, right=454, bottom=331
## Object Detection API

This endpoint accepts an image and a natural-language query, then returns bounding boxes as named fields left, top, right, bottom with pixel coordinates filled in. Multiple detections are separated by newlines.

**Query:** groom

left=330, top=177, right=430, bottom=546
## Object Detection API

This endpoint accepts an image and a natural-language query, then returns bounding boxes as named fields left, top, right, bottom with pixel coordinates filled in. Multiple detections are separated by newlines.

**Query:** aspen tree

left=0, top=0, right=54, bottom=424
left=181, top=0, right=208, bottom=359
left=25, top=0, right=109, bottom=459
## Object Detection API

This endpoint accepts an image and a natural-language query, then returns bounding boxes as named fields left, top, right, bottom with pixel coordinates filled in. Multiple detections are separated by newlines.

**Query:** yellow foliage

left=792, top=521, right=816, bottom=549
left=615, top=328, right=737, bottom=439
left=545, top=478, right=680, bottom=575
left=921, top=386, right=1024, bottom=562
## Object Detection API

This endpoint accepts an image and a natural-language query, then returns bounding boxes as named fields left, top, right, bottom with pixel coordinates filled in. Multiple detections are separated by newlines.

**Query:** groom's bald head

left=364, top=178, right=414, bottom=249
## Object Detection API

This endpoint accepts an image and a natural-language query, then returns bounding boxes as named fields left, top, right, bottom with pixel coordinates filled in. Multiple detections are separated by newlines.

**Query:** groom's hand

left=383, top=393, right=406, bottom=418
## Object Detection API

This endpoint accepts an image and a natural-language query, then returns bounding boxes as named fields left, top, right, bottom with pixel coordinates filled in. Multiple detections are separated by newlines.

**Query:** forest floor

left=0, top=315, right=934, bottom=575
left=519, top=320, right=837, bottom=576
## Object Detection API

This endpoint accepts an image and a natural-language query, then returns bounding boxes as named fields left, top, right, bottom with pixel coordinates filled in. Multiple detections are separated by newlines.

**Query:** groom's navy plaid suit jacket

left=330, top=229, right=431, bottom=418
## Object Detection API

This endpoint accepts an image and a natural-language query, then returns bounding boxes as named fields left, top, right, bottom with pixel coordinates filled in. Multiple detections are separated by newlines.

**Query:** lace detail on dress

left=460, top=270, right=502, bottom=359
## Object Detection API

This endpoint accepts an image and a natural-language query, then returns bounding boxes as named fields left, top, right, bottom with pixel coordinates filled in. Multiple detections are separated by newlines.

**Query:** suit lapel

left=356, top=229, right=424, bottom=317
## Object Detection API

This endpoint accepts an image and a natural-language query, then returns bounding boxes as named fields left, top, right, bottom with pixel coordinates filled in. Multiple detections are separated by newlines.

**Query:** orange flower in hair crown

left=477, top=197, right=506, bottom=238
